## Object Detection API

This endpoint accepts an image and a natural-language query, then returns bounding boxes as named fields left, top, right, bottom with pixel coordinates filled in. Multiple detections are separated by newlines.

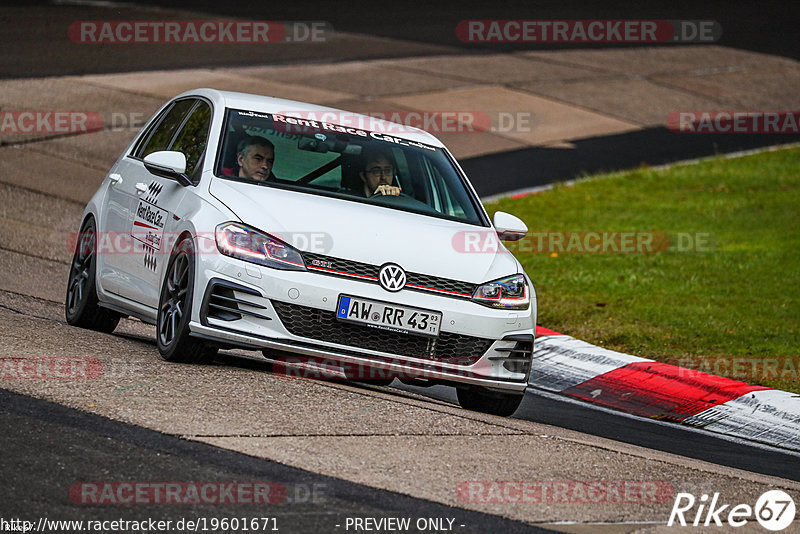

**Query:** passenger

left=236, top=136, right=276, bottom=182
left=359, top=149, right=401, bottom=197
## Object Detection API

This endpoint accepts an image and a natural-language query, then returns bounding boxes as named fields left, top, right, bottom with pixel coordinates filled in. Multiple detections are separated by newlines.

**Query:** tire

left=456, top=387, right=524, bottom=417
left=156, top=236, right=215, bottom=363
left=65, top=217, right=120, bottom=333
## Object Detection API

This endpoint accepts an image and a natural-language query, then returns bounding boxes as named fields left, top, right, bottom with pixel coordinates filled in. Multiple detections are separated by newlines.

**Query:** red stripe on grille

left=307, top=266, right=472, bottom=297
left=405, top=283, right=471, bottom=297
left=563, top=361, right=769, bottom=422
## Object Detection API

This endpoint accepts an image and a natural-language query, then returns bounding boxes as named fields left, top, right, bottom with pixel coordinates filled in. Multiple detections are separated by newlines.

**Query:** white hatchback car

left=66, top=89, right=536, bottom=416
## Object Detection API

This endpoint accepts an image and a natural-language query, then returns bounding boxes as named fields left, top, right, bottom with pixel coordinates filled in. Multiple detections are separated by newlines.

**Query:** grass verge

left=484, top=146, right=800, bottom=393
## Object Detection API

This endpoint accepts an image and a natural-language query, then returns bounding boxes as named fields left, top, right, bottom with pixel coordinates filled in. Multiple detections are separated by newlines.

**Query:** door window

left=169, top=101, right=212, bottom=177
left=135, top=99, right=196, bottom=159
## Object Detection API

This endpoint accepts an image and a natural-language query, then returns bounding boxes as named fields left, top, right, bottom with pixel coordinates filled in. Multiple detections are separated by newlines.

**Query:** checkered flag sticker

left=143, top=181, right=163, bottom=204
left=143, top=244, right=157, bottom=271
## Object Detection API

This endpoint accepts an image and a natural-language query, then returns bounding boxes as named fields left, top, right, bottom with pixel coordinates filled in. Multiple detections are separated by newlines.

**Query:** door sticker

left=132, top=182, right=168, bottom=252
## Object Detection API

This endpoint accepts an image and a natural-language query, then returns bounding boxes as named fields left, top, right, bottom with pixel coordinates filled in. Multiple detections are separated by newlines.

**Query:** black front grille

left=302, top=251, right=477, bottom=299
left=305, top=252, right=377, bottom=280
left=405, top=272, right=475, bottom=297
left=271, top=300, right=493, bottom=365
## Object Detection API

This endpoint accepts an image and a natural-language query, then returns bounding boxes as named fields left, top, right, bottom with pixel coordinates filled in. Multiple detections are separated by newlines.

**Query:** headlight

left=215, top=222, right=306, bottom=271
left=472, top=274, right=529, bottom=310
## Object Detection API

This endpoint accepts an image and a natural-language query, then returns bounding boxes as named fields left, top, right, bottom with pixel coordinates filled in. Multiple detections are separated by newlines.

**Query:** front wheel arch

left=456, top=387, right=525, bottom=417
left=156, top=233, right=215, bottom=363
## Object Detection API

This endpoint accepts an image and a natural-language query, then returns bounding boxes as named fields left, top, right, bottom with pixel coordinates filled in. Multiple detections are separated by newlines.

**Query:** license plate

left=336, top=295, right=441, bottom=337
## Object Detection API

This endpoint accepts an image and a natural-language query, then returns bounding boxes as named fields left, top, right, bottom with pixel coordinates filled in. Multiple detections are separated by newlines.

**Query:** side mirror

left=493, top=211, right=528, bottom=241
left=143, top=151, right=193, bottom=187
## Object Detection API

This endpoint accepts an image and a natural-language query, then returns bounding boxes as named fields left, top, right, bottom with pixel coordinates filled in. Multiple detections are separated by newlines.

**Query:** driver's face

left=238, top=144, right=274, bottom=181
left=360, top=156, right=394, bottom=195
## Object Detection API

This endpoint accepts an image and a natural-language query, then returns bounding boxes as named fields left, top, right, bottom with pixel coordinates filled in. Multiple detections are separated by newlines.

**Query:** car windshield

left=214, top=108, right=487, bottom=225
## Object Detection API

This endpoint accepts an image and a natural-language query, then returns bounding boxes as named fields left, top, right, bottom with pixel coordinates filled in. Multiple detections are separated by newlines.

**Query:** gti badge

left=378, top=263, right=406, bottom=292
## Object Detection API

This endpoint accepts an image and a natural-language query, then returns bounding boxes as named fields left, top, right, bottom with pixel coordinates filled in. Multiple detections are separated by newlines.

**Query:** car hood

left=209, top=179, right=521, bottom=284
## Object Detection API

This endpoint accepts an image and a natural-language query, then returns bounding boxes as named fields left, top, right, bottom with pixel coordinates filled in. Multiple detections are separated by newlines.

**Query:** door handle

left=135, top=182, right=149, bottom=194
left=109, top=173, right=123, bottom=185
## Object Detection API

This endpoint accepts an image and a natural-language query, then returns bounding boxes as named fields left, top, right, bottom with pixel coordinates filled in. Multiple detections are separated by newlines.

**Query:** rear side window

left=170, top=102, right=212, bottom=176
left=136, top=99, right=196, bottom=159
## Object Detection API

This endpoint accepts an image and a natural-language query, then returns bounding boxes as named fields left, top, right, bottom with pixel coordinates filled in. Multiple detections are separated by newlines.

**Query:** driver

left=359, top=149, right=401, bottom=197
left=237, top=136, right=277, bottom=182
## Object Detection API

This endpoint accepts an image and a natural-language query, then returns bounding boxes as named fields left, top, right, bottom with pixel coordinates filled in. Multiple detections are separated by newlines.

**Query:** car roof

left=175, top=88, right=446, bottom=148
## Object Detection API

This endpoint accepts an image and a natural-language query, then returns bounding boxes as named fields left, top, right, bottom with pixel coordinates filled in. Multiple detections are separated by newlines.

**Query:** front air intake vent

left=201, top=278, right=271, bottom=325
left=490, top=334, right=533, bottom=374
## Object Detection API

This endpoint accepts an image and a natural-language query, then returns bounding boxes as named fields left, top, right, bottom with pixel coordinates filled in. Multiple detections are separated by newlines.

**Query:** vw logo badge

left=378, top=263, right=406, bottom=292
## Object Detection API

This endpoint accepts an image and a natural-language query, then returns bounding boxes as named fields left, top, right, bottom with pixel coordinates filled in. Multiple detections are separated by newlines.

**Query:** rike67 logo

left=668, top=490, right=796, bottom=531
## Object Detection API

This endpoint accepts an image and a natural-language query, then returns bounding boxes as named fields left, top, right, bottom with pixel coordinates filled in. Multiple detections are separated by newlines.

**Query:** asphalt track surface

left=159, top=0, right=799, bottom=60
left=463, top=128, right=800, bottom=197
left=2, top=1, right=800, bottom=532
left=4, top=2, right=800, bottom=196
left=2, top=357, right=798, bottom=531
left=4, top=0, right=799, bottom=79
left=0, top=389, right=554, bottom=533
left=400, top=384, right=800, bottom=483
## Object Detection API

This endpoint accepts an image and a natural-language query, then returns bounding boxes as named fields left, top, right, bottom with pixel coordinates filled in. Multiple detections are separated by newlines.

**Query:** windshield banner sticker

left=268, top=113, right=436, bottom=151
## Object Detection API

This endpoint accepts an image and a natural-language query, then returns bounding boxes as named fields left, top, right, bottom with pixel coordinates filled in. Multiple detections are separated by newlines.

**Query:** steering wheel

left=367, top=191, right=440, bottom=215
left=369, top=190, right=410, bottom=199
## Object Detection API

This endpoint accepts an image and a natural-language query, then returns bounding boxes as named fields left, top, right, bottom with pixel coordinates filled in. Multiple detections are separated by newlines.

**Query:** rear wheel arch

left=64, top=215, right=121, bottom=333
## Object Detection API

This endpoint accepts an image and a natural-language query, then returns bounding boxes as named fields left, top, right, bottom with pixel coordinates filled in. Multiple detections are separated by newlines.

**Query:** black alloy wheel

left=65, top=217, right=120, bottom=333
left=157, top=236, right=216, bottom=363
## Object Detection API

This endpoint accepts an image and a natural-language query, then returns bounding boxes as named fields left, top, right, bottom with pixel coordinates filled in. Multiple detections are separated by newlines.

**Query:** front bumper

left=189, top=248, right=535, bottom=393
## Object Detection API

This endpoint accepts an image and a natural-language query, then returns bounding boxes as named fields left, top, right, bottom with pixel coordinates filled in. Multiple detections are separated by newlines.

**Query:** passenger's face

left=360, top=156, right=394, bottom=195
left=238, top=144, right=274, bottom=181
